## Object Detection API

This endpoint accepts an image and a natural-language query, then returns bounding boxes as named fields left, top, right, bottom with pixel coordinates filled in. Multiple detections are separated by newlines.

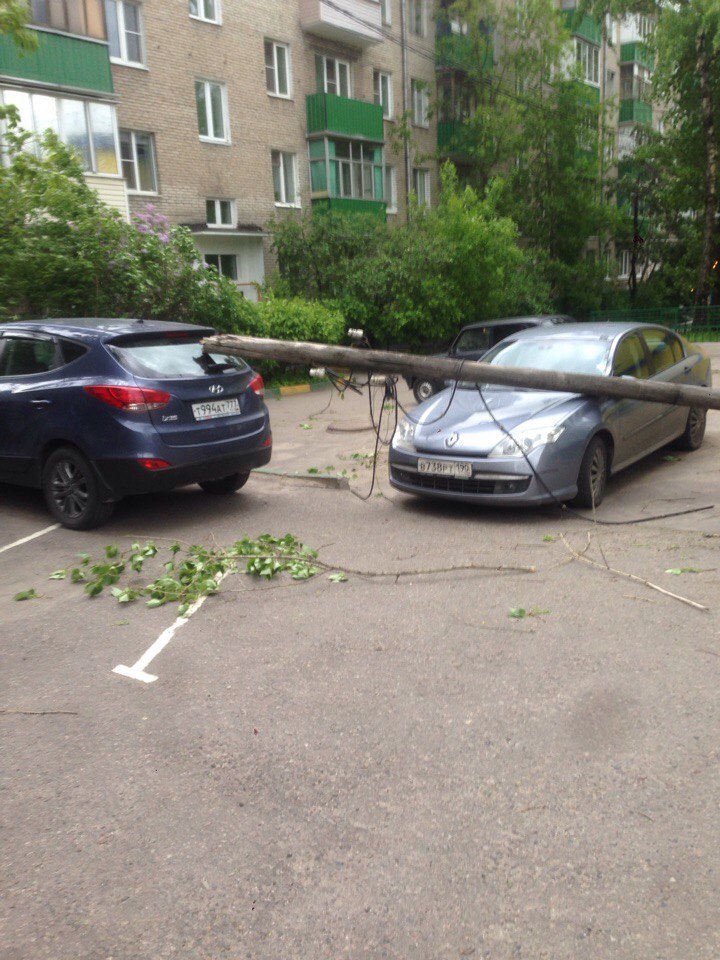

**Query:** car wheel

left=42, top=446, right=114, bottom=530
left=199, top=472, right=250, bottom=495
left=571, top=436, right=609, bottom=509
left=413, top=379, right=436, bottom=404
left=675, top=407, right=706, bottom=451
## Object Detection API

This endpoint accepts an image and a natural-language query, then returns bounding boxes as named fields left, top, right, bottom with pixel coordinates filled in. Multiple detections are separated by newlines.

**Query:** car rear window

left=108, top=337, right=249, bottom=379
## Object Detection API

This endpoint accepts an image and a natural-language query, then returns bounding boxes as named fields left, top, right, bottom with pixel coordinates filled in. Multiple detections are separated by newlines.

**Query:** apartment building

left=1, top=1, right=659, bottom=295
left=106, top=0, right=444, bottom=298
left=0, top=0, right=128, bottom=216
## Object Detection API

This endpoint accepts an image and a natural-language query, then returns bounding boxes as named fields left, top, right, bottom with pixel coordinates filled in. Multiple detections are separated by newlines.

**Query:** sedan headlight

left=393, top=417, right=416, bottom=452
left=488, top=424, right=565, bottom=458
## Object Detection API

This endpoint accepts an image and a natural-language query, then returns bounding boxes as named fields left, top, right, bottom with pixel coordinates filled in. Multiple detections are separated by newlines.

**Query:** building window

left=104, top=0, right=144, bottom=66
left=638, top=15, right=652, bottom=37
left=189, top=0, right=220, bottom=23
left=384, top=165, right=397, bottom=213
left=309, top=138, right=383, bottom=201
left=409, top=0, right=425, bottom=36
left=1, top=88, right=119, bottom=175
left=30, top=0, right=106, bottom=40
left=315, top=54, right=351, bottom=98
left=271, top=150, right=298, bottom=206
left=575, top=38, right=599, bottom=85
left=195, top=79, right=229, bottom=142
left=205, top=198, right=235, bottom=226
left=411, top=79, right=429, bottom=126
left=617, top=249, right=631, bottom=278
left=412, top=167, right=430, bottom=206
left=119, top=129, right=157, bottom=192
left=373, top=71, right=393, bottom=120
left=264, top=40, right=291, bottom=98
left=380, top=0, right=391, bottom=25
left=205, top=253, right=237, bottom=280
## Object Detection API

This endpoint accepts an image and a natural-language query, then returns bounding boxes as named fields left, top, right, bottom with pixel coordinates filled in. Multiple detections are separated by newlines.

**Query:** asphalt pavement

left=2, top=362, right=720, bottom=959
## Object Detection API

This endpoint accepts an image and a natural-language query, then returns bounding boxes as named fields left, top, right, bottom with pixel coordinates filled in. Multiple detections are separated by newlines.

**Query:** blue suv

left=0, top=319, right=272, bottom=529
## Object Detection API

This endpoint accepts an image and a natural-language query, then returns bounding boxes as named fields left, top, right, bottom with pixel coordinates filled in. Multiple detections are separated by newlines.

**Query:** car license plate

left=418, top=459, right=472, bottom=479
left=191, top=398, right=240, bottom=421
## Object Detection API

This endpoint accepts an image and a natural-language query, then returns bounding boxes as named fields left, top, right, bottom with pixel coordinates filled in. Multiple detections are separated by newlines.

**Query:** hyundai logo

left=209, top=385, right=224, bottom=394
left=445, top=432, right=459, bottom=448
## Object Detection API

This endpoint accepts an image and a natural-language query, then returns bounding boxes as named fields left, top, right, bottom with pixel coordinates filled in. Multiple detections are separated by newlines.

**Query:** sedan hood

left=413, top=387, right=583, bottom=455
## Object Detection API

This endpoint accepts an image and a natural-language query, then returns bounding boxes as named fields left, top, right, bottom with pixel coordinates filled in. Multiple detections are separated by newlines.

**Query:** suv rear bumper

left=94, top=446, right=272, bottom=499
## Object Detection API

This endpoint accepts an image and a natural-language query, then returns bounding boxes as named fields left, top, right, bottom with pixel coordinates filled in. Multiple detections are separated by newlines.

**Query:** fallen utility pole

left=203, top=335, right=720, bottom=411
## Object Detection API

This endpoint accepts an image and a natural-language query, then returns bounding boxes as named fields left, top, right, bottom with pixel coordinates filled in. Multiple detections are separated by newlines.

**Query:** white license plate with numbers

left=418, top=459, right=472, bottom=479
left=191, top=398, right=240, bottom=421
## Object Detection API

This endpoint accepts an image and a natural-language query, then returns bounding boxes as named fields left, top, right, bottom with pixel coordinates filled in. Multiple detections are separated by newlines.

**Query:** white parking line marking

left=0, top=523, right=60, bottom=555
left=113, top=571, right=229, bottom=683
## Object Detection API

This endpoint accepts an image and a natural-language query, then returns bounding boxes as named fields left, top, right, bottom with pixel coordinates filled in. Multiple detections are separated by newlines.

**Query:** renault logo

left=209, top=385, right=224, bottom=394
left=445, top=432, right=459, bottom=448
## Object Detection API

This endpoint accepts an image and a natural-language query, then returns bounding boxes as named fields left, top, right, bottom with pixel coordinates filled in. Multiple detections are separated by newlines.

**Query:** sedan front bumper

left=388, top=446, right=577, bottom=506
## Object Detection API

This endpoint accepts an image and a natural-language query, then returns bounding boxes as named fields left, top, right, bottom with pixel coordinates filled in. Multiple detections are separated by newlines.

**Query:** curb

left=255, top=468, right=350, bottom=489
left=265, top=379, right=333, bottom=400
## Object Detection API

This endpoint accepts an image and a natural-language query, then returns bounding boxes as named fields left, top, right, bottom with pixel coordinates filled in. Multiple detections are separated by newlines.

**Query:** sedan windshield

left=483, top=337, right=611, bottom=376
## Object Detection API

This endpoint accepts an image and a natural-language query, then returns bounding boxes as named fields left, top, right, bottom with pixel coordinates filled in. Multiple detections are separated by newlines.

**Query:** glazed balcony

left=306, top=92, right=384, bottom=141
left=0, top=28, right=113, bottom=94
left=299, top=0, right=383, bottom=49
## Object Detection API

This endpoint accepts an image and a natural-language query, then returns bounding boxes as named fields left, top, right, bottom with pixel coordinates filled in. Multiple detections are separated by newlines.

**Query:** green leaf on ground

left=48, top=569, right=67, bottom=580
left=14, top=588, right=39, bottom=601
left=665, top=567, right=700, bottom=575
left=509, top=607, right=526, bottom=619
left=299, top=422, right=312, bottom=430
left=307, top=467, right=319, bottom=474
left=542, top=535, right=555, bottom=542
left=328, top=572, right=348, bottom=583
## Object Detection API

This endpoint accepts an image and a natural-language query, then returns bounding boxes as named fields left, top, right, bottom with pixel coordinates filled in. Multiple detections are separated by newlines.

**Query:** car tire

left=199, top=472, right=250, bottom=495
left=42, top=446, right=114, bottom=530
left=413, top=379, right=436, bottom=404
left=571, top=436, right=609, bottom=509
left=675, top=407, right=706, bottom=451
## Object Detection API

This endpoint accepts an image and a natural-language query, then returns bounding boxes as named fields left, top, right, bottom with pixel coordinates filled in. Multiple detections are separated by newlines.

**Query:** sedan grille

left=391, top=468, right=531, bottom=496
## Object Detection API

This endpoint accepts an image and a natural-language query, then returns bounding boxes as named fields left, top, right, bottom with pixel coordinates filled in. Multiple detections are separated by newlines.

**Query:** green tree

left=0, top=0, right=38, bottom=52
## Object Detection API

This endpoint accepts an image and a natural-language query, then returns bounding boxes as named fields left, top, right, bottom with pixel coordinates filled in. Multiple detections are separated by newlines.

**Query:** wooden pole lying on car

left=202, top=335, right=720, bottom=412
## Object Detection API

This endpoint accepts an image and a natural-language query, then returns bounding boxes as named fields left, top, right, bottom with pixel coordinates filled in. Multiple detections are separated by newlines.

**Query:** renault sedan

left=389, top=323, right=710, bottom=508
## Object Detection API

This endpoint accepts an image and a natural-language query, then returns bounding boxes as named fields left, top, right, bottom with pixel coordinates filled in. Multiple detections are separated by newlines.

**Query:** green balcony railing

left=620, top=41, right=654, bottom=70
left=435, top=33, right=493, bottom=73
left=306, top=93, right=384, bottom=142
left=0, top=29, right=113, bottom=94
left=563, top=9, right=602, bottom=44
left=311, top=197, right=386, bottom=220
left=437, top=119, right=474, bottom=157
left=619, top=99, right=652, bottom=125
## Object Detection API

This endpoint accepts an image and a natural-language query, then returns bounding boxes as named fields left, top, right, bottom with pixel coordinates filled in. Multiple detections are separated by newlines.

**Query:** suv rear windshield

left=108, top=337, right=249, bottom=379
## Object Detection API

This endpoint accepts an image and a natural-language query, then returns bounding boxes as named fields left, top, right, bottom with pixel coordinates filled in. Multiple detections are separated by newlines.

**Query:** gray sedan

left=389, top=323, right=711, bottom=508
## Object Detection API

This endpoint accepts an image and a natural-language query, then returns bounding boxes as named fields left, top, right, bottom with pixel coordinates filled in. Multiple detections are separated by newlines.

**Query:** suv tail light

left=248, top=373, right=264, bottom=398
left=84, top=385, right=170, bottom=411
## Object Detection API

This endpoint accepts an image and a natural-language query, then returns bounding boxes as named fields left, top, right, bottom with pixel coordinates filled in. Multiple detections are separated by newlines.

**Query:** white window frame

left=380, top=0, right=391, bottom=26
left=618, top=249, right=631, bottom=278
left=206, top=198, right=236, bottom=227
left=316, top=54, right=351, bottom=98
left=1, top=87, right=123, bottom=177
left=384, top=165, right=397, bottom=213
left=195, top=79, right=230, bottom=143
left=409, top=0, right=425, bottom=37
left=575, top=38, right=599, bottom=86
left=412, top=167, right=430, bottom=206
left=106, top=0, right=145, bottom=68
left=189, top=0, right=221, bottom=25
left=265, top=40, right=292, bottom=99
left=411, top=79, right=428, bottom=127
left=119, top=128, right=157, bottom=194
left=271, top=150, right=300, bottom=207
left=373, top=70, right=393, bottom=120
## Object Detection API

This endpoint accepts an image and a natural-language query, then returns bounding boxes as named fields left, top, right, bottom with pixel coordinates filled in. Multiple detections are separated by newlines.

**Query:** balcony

left=620, top=42, right=654, bottom=70
left=619, top=99, right=652, bottom=125
left=306, top=92, right=384, bottom=142
left=437, top=120, right=474, bottom=158
left=562, top=9, right=601, bottom=44
left=312, top=197, right=386, bottom=219
left=435, top=32, right=493, bottom=73
left=0, top=28, right=113, bottom=94
left=299, top=0, right=383, bottom=49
